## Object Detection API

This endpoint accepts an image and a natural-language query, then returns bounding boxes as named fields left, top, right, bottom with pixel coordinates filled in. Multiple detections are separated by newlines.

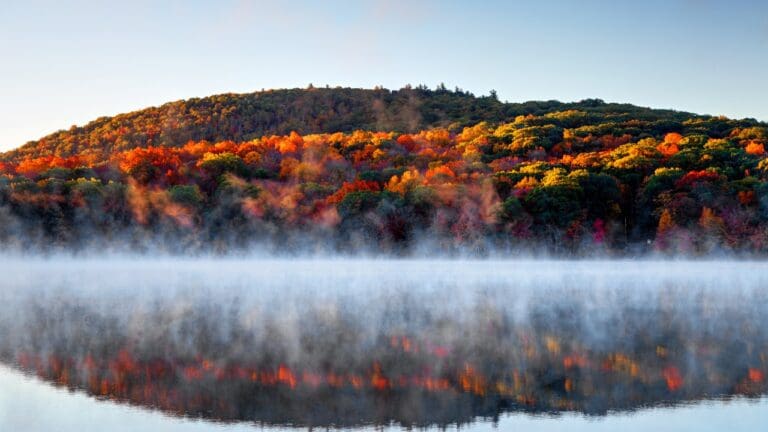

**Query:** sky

left=1, top=0, right=766, bottom=151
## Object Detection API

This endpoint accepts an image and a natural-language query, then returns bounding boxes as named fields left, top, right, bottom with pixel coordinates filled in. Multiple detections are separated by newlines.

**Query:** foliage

left=1, top=87, right=767, bottom=254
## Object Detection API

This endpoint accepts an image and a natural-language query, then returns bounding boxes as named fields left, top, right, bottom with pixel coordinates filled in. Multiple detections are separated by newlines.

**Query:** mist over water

left=0, top=258, right=767, bottom=429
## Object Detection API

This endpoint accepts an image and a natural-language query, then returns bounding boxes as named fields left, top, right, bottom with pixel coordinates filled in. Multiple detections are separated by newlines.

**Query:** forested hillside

left=2, top=86, right=703, bottom=162
left=1, top=87, right=767, bottom=255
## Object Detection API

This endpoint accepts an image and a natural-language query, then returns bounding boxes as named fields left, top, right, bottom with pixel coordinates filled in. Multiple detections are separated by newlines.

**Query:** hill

left=1, top=86, right=767, bottom=255
left=1, top=86, right=717, bottom=162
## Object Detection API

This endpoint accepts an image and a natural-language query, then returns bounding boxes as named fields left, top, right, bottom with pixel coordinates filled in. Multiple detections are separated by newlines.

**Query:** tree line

left=0, top=88, right=767, bottom=254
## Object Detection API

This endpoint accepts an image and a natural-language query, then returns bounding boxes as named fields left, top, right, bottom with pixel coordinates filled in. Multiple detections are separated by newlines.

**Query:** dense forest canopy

left=2, top=86, right=718, bottom=162
left=1, top=86, right=767, bottom=255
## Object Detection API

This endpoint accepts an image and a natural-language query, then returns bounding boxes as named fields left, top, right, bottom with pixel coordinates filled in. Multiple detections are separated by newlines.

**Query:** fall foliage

left=1, top=87, right=768, bottom=254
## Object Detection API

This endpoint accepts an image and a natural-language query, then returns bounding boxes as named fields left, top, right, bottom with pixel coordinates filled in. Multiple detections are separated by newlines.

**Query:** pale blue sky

left=1, top=0, right=766, bottom=151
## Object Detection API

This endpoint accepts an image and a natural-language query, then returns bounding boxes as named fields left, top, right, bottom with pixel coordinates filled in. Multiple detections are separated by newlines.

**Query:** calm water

left=0, top=259, right=766, bottom=430
left=2, top=366, right=767, bottom=432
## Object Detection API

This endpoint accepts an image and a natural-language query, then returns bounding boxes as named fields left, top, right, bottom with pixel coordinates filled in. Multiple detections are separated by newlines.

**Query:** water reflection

left=2, top=366, right=767, bottom=432
left=0, top=259, right=766, bottom=428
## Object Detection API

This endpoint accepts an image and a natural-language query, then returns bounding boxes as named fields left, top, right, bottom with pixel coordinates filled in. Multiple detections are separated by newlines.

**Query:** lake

left=0, top=258, right=766, bottom=430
